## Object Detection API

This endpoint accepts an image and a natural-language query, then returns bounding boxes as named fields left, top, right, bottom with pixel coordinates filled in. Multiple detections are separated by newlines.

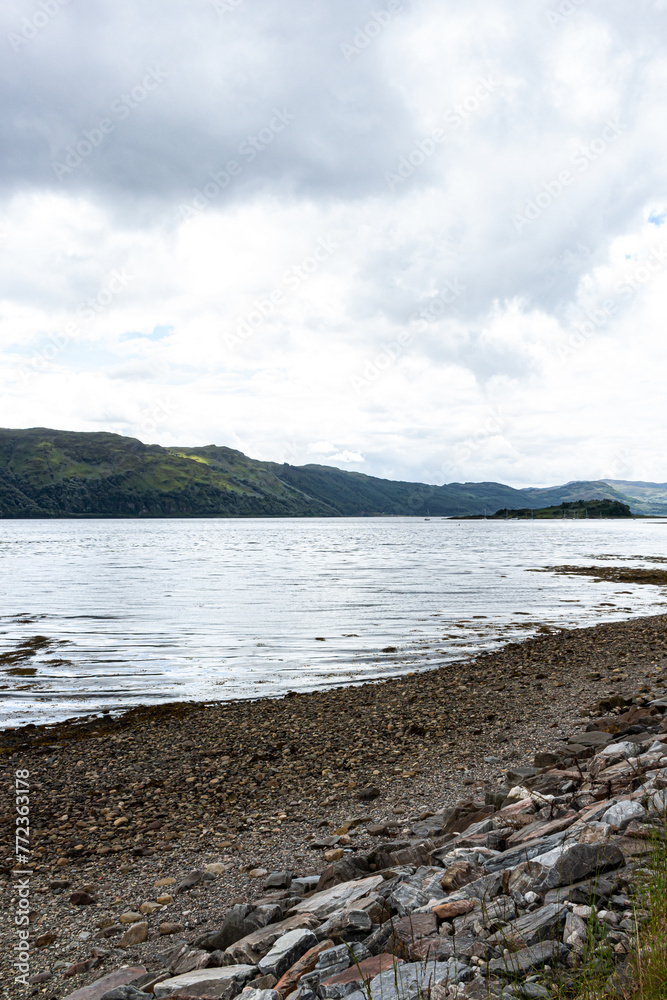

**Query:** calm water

left=2, top=517, right=667, bottom=727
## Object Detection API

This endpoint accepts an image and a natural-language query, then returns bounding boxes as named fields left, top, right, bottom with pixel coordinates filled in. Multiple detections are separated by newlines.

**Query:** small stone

left=264, top=871, right=293, bottom=890
left=35, top=931, right=57, bottom=948
left=157, top=894, right=174, bottom=905
left=176, top=870, right=204, bottom=893
left=357, top=787, right=381, bottom=801
left=249, top=867, right=270, bottom=879
left=29, top=971, right=52, bottom=984
left=204, top=863, right=229, bottom=875
left=324, top=849, right=345, bottom=862
left=64, top=959, right=96, bottom=977
left=119, top=911, right=144, bottom=924
left=433, top=900, right=475, bottom=920
left=118, top=920, right=149, bottom=948
left=139, top=900, right=162, bottom=914
left=155, top=877, right=177, bottom=888
left=70, top=891, right=96, bottom=905
left=99, top=924, right=125, bottom=938
left=159, top=922, right=184, bottom=936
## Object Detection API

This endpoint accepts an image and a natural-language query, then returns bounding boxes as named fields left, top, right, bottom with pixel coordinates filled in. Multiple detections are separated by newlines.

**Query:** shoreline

left=2, top=611, right=667, bottom=997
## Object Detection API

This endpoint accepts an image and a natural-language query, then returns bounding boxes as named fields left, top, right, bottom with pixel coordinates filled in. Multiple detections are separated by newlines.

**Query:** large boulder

left=258, top=929, right=319, bottom=979
left=153, top=965, right=257, bottom=998
left=534, top=842, right=626, bottom=891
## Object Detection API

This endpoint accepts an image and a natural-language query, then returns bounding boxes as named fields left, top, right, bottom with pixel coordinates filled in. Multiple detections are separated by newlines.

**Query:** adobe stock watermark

left=428, top=410, right=506, bottom=484
left=340, top=2, right=403, bottom=63
left=385, top=77, right=499, bottom=191
left=557, top=245, right=667, bottom=359
left=52, top=66, right=169, bottom=180
left=19, top=266, right=134, bottom=385
left=513, top=119, right=626, bottom=234
left=603, top=450, right=634, bottom=482
left=225, top=236, right=338, bottom=350
left=546, top=0, right=588, bottom=28
left=177, top=108, right=295, bottom=222
left=213, top=0, right=244, bottom=16
left=138, top=397, right=176, bottom=440
left=8, top=0, right=71, bottom=53
left=351, top=278, right=467, bottom=391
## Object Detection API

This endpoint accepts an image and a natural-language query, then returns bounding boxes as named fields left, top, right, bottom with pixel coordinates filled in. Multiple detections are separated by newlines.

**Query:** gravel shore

left=2, top=611, right=667, bottom=998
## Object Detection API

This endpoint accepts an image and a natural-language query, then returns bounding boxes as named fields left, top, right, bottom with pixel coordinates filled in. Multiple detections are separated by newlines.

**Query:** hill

left=462, top=499, right=634, bottom=520
left=0, top=427, right=665, bottom=518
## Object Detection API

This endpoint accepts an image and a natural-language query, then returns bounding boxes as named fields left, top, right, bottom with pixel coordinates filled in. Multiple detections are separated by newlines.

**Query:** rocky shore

left=2, top=613, right=667, bottom=999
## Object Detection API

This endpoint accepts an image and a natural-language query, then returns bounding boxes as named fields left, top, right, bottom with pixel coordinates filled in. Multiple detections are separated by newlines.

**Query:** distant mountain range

left=0, top=427, right=666, bottom=518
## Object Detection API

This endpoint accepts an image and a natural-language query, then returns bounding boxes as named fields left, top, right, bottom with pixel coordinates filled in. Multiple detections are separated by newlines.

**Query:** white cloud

left=1, top=0, right=666, bottom=486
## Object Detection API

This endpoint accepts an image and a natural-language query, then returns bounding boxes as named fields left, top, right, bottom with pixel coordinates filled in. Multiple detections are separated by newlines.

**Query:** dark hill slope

left=0, top=427, right=663, bottom=518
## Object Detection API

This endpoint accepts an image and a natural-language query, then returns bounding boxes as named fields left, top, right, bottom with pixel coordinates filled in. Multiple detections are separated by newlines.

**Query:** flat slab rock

left=321, top=952, right=402, bottom=987
left=258, top=928, right=318, bottom=978
left=487, top=903, right=567, bottom=949
left=367, top=959, right=471, bottom=1000
left=486, top=940, right=570, bottom=978
left=154, top=964, right=258, bottom=998
left=63, top=967, right=147, bottom=1000
left=290, top=875, right=384, bottom=920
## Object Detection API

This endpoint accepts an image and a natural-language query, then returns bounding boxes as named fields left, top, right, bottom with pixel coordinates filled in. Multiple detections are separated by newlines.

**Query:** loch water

left=1, top=516, right=667, bottom=727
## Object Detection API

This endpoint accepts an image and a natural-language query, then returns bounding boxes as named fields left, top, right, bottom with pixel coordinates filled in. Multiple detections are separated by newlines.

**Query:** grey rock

left=290, top=876, right=385, bottom=920
left=505, top=767, right=537, bottom=786
left=100, top=989, right=149, bottom=1000
left=412, top=815, right=446, bottom=838
left=486, top=940, right=570, bottom=977
left=263, top=871, right=293, bottom=891
left=317, top=909, right=372, bottom=941
left=362, top=921, right=393, bottom=957
left=257, top=928, right=318, bottom=978
left=368, top=961, right=443, bottom=1000
left=176, top=870, right=204, bottom=893
left=480, top=896, right=517, bottom=929
left=514, top=986, right=551, bottom=1000
left=567, top=731, right=615, bottom=748
left=534, top=842, right=626, bottom=890
left=544, top=875, right=614, bottom=906
left=290, top=987, right=318, bottom=1000
left=460, top=870, right=505, bottom=902
left=153, top=965, right=257, bottom=998
left=195, top=904, right=254, bottom=952
left=319, top=982, right=365, bottom=999
left=247, top=905, right=285, bottom=933
left=433, top=959, right=474, bottom=986
left=483, top=832, right=569, bottom=873
left=487, top=903, right=567, bottom=949
left=602, top=800, right=645, bottom=831
left=240, top=991, right=280, bottom=1000
left=292, top=876, right=320, bottom=895
left=290, top=988, right=318, bottom=1000
left=170, top=948, right=212, bottom=976
left=226, top=914, right=320, bottom=965
left=387, top=867, right=449, bottom=915
left=315, top=944, right=351, bottom=970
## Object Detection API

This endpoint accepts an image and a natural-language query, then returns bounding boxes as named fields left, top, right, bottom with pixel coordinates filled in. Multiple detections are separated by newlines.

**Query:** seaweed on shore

left=539, top=565, right=667, bottom=586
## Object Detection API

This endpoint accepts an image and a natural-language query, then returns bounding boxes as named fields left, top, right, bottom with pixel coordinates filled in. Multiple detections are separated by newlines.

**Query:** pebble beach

left=2, top=611, right=667, bottom=997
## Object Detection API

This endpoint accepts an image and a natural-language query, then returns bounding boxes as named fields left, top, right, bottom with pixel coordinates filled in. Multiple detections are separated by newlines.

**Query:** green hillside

left=0, top=427, right=664, bottom=519
left=463, top=499, right=633, bottom=520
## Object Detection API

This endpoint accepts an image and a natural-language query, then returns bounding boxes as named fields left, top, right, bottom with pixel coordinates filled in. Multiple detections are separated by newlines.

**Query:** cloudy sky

left=1, top=0, right=666, bottom=487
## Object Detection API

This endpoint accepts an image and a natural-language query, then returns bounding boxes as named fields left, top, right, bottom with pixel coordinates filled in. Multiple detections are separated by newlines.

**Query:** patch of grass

left=555, top=826, right=667, bottom=999
left=629, top=826, right=667, bottom=999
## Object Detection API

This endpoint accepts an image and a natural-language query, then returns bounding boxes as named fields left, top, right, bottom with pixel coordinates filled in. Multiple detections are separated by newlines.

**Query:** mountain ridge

left=0, top=427, right=664, bottom=518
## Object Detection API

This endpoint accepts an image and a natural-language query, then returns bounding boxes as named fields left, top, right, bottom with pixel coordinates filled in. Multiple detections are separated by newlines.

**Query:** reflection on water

left=1, top=517, right=667, bottom=726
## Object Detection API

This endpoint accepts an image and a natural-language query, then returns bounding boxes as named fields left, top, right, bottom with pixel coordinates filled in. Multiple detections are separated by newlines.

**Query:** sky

left=1, top=0, right=666, bottom=488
